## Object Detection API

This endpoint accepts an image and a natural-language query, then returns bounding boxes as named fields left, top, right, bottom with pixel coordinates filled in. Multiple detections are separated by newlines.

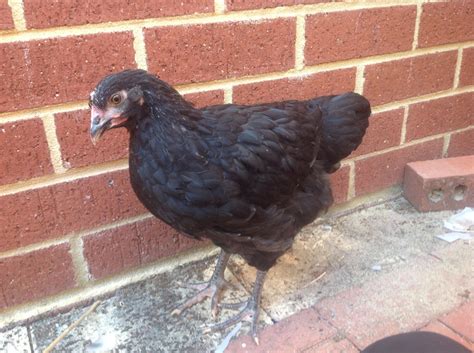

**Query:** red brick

left=422, top=321, right=473, bottom=351
left=459, top=47, right=474, bottom=87
left=0, top=244, right=75, bottom=309
left=55, top=109, right=129, bottom=169
left=24, top=0, right=213, bottom=29
left=315, top=248, right=470, bottom=349
left=316, top=287, right=402, bottom=350
left=233, top=68, right=356, bottom=105
left=330, top=165, right=349, bottom=204
left=364, top=51, right=457, bottom=106
left=183, top=90, right=225, bottom=108
left=418, top=2, right=474, bottom=48
left=145, top=19, right=296, bottom=85
left=0, top=0, right=14, bottom=30
left=351, top=109, right=404, bottom=157
left=0, top=170, right=145, bottom=252
left=355, top=138, right=443, bottom=196
left=406, top=93, right=474, bottom=141
left=448, top=129, right=474, bottom=158
left=84, top=217, right=201, bottom=279
left=305, top=7, right=416, bottom=65
left=226, top=0, right=330, bottom=11
left=227, top=308, right=336, bottom=352
left=0, top=119, right=53, bottom=185
left=440, top=301, right=474, bottom=342
left=304, top=338, right=359, bottom=353
left=403, top=156, right=474, bottom=212
left=0, top=33, right=136, bottom=113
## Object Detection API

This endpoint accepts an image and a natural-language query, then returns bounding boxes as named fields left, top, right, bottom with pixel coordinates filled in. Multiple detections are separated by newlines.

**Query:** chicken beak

left=90, top=106, right=110, bottom=145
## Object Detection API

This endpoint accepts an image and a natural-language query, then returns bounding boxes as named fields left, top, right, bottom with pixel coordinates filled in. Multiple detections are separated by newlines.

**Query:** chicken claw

left=171, top=282, right=224, bottom=317
left=204, top=298, right=260, bottom=344
left=204, top=270, right=267, bottom=345
left=171, top=251, right=230, bottom=318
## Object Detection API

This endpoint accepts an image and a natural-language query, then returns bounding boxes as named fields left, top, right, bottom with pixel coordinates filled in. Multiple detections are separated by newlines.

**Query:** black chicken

left=90, top=69, right=371, bottom=342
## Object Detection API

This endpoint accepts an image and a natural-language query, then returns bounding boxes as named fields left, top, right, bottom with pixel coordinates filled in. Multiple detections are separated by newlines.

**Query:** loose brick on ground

left=350, top=108, right=404, bottom=158
left=354, top=138, right=443, bottom=196
left=363, top=51, right=457, bottom=106
left=23, top=0, right=213, bottom=28
left=0, top=0, right=14, bottom=30
left=0, top=33, right=136, bottom=113
left=0, top=170, right=145, bottom=252
left=183, top=90, right=225, bottom=108
left=418, top=2, right=474, bottom=48
left=226, top=307, right=336, bottom=352
left=55, top=109, right=129, bottom=169
left=305, top=7, right=416, bottom=65
left=0, top=119, right=53, bottom=185
left=406, top=92, right=474, bottom=142
left=226, top=0, right=331, bottom=11
left=233, top=68, right=356, bottom=105
left=439, top=301, right=474, bottom=343
left=447, top=129, right=474, bottom=158
left=330, top=165, right=349, bottom=204
left=84, top=217, right=201, bottom=279
left=0, top=244, right=75, bottom=309
left=145, top=19, right=296, bottom=85
left=459, top=47, right=474, bottom=87
left=403, top=155, right=474, bottom=212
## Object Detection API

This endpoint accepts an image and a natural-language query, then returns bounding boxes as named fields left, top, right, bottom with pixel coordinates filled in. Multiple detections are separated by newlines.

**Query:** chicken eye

left=110, top=93, right=122, bottom=105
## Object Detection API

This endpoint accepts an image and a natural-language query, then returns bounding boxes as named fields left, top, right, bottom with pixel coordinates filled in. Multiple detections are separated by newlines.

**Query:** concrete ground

left=1, top=197, right=472, bottom=352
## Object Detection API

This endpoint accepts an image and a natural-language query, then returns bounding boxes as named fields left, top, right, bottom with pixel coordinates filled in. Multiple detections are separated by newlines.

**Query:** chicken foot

left=171, top=250, right=231, bottom=318
left=205, top=270, right=267, bottom=345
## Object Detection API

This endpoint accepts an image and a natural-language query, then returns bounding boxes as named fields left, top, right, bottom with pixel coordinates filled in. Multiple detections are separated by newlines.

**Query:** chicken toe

left=204, top=270, right=266, bottom=344
left=171, top=251, right=230, bottom=317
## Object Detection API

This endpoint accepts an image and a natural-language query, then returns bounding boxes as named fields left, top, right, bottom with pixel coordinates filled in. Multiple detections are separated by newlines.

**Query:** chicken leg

left=206, top=270, right=267, bottom=344
left=171, top=250, right=231, bottom=318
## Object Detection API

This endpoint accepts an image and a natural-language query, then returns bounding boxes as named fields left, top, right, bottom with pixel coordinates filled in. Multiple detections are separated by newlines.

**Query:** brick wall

left=0, top=1, right=473, bottom=313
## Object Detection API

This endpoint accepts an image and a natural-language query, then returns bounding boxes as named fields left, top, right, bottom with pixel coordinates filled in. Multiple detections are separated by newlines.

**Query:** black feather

left=93, top=70, right=371, bottom=271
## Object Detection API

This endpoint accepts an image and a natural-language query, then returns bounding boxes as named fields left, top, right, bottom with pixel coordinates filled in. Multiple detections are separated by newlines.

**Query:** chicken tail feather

left=313, top=93, right=371, bottom=173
